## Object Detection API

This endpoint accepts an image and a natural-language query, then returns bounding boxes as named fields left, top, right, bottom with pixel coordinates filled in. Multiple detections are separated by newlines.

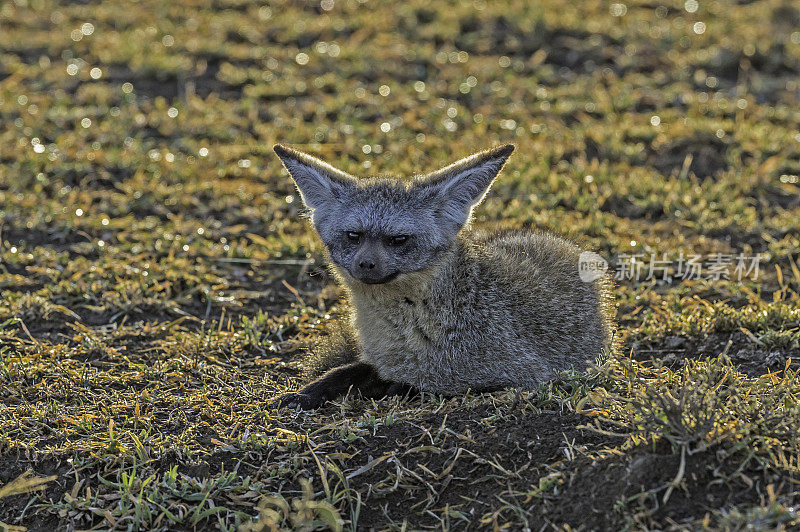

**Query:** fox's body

left=344, top=230, right=612, bottom=394
left=274, top=143, right=615, bottom=408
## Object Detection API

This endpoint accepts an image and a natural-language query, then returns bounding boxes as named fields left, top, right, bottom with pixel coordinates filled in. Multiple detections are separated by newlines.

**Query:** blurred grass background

left=1, top=0, right=800, bottom=530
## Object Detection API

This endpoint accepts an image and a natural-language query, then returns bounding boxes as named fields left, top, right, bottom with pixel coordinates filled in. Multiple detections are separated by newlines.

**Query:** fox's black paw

left=277, top=391, right=324, bottom=410
left=385, top=382, right=418, bottom=398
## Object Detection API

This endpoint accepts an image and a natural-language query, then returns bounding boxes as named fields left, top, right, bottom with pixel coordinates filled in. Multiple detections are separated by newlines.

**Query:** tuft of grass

left=0, top=471, right=57, bottom=532
left=241, top=478, right=344, bottom=532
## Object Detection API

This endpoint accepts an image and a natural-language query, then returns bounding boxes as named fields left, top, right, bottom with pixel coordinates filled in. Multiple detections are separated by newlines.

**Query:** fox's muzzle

left=351, top=245, right=396, bottom=284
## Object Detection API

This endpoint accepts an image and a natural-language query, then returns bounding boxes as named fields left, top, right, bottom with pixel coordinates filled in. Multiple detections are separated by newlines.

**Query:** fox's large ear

left=420, top=144, right=514, bottom=228
left=273, top=144, right=356, bottom=210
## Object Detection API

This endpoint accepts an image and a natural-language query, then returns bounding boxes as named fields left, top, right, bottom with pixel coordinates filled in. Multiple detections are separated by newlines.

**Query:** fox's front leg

left=278, top=362, right=416, bottom=409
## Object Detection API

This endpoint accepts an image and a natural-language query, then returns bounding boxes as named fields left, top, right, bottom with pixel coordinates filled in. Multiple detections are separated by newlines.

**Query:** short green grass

left=2, top=0, right=800, bottom=529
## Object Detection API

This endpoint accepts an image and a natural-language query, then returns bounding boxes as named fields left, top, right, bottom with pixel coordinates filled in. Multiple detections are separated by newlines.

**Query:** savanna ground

left=1, top=0, right=800, bottom=529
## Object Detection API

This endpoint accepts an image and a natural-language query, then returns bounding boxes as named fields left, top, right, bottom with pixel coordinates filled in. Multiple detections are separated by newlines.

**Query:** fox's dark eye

left=346, top=231, right=361, bottom=242
left=388, top=235, right=409, bottom=246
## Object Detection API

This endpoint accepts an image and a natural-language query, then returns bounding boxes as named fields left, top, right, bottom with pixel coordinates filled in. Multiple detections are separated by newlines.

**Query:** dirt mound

left=547, top=446, right=782, bottom=529
left=350, top=406, right=617, bottom=529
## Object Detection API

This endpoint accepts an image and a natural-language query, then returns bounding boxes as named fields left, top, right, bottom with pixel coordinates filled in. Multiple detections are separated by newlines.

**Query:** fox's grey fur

left=274, top=143, right=615, bottom=408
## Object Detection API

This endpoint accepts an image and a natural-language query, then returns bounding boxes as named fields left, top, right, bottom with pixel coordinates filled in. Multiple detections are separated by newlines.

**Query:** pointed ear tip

left=479, top=144, right=515, bottom=162
left=496, top=143, right=515, bottom=157
left=273, top=144, right=290, bottom=157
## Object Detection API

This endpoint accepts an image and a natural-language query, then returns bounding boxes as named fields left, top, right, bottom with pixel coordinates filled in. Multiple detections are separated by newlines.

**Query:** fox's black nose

left=359, top=260, right=375, bottom=270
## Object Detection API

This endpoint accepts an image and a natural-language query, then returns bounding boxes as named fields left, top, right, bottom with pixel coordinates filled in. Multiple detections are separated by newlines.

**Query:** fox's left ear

left=273, top=144, right=356, bottom=210
left=420, top=144, right=514, bottom=228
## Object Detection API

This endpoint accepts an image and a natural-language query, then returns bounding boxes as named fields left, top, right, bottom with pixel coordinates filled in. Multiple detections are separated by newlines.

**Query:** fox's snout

left=351, top=244, right=397, bottom=284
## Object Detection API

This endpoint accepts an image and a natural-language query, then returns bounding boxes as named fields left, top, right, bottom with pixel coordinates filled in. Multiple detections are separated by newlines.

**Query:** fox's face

left=274, top=144, right=514, bottom=285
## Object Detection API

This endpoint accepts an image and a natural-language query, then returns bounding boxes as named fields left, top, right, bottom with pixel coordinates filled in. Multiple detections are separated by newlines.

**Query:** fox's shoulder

left=454, top=228, right=611, bottom=299
left=460, top=228, right=584, bottom=264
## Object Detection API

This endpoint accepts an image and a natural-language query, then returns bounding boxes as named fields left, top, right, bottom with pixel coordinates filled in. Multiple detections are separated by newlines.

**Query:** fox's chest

left=355, top=297, right=439, bottom=350
left=351, top=294, right=444, bottom=377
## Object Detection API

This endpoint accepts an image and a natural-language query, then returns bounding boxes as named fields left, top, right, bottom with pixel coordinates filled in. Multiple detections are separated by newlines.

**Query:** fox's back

left=470, top=230, right=614, bottom=368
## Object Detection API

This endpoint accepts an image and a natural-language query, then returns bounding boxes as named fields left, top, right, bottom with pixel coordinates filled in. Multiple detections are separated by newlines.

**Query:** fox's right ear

left=273, top=144, right=356, bottom=210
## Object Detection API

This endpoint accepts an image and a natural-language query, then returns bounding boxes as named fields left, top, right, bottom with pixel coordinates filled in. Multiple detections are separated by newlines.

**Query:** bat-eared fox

left=273, top=143, right=615, bottom=409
